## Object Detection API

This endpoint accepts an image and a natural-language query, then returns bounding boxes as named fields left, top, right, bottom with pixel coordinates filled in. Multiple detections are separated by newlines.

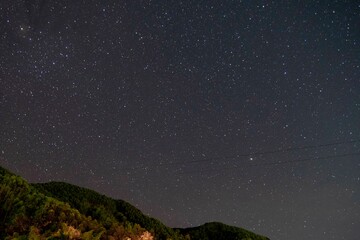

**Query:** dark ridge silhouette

left=0, top=165, right=269, bottom=239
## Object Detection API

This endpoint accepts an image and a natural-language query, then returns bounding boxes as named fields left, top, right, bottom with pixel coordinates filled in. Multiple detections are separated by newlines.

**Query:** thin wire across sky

left=119, top=139, right=360, bottom=174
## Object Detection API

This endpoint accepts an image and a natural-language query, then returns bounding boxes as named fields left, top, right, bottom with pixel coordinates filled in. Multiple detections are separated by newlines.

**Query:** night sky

left=1, top=1, right=359, bottom=239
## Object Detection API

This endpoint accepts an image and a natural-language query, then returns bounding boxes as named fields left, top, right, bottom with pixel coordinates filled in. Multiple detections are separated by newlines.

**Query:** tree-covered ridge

left=0, top=166, right=150, bottom=240
left=0, top=165, right=270, bottom=240
left=32, top=181, right=185, bottom=240
left=177, top=222, right=270, bottom=240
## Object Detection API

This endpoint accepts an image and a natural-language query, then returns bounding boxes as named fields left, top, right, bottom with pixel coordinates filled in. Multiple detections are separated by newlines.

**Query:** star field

left=1, top=1, right=359, bottom=239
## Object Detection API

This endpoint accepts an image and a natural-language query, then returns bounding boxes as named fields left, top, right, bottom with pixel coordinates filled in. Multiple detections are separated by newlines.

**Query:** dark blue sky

left=1, top=1, right=359, bottom=239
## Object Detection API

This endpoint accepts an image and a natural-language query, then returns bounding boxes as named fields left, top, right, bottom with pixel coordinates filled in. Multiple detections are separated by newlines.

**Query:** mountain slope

left=0, top=165, right=269, bottom=240
left=32, top=181, right=183, bottom=240
left=178, top=222, right=269, bottom=240
left=0, top=166, right=150, bottom=240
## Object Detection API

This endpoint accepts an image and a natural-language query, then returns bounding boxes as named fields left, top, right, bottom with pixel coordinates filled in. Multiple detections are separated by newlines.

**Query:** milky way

left=1, top=1, right=359, bottom=239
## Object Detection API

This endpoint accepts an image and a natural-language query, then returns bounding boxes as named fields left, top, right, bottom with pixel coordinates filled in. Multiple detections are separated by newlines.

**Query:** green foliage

left=32, top=181, right=184, bottom=239
left=1, top=165, right=270, bottom=240
left=177, top=222, right=270, bottom=240
left=0, top=167, right=106, bottom=239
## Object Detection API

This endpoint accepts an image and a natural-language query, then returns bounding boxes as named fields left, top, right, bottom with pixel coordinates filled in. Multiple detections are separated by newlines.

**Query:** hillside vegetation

left=177, top=222, right=269, bottom=240
left=0, top=165, right=269, bottom=240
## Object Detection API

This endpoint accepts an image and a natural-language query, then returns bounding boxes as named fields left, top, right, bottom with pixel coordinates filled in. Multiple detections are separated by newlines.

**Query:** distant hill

left=0, top=165, right=269, bottom=240
left=177, top=222, right=269, bottom=240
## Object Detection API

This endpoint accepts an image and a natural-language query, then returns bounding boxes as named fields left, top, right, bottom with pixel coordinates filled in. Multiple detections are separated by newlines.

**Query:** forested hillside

left=0, top=166, right=153, bottom=239
left=32, top=181, right=185, bottom=240
left=177, top=222, right=269, bottom=240
left=0, top=165, right=269, bottom=240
